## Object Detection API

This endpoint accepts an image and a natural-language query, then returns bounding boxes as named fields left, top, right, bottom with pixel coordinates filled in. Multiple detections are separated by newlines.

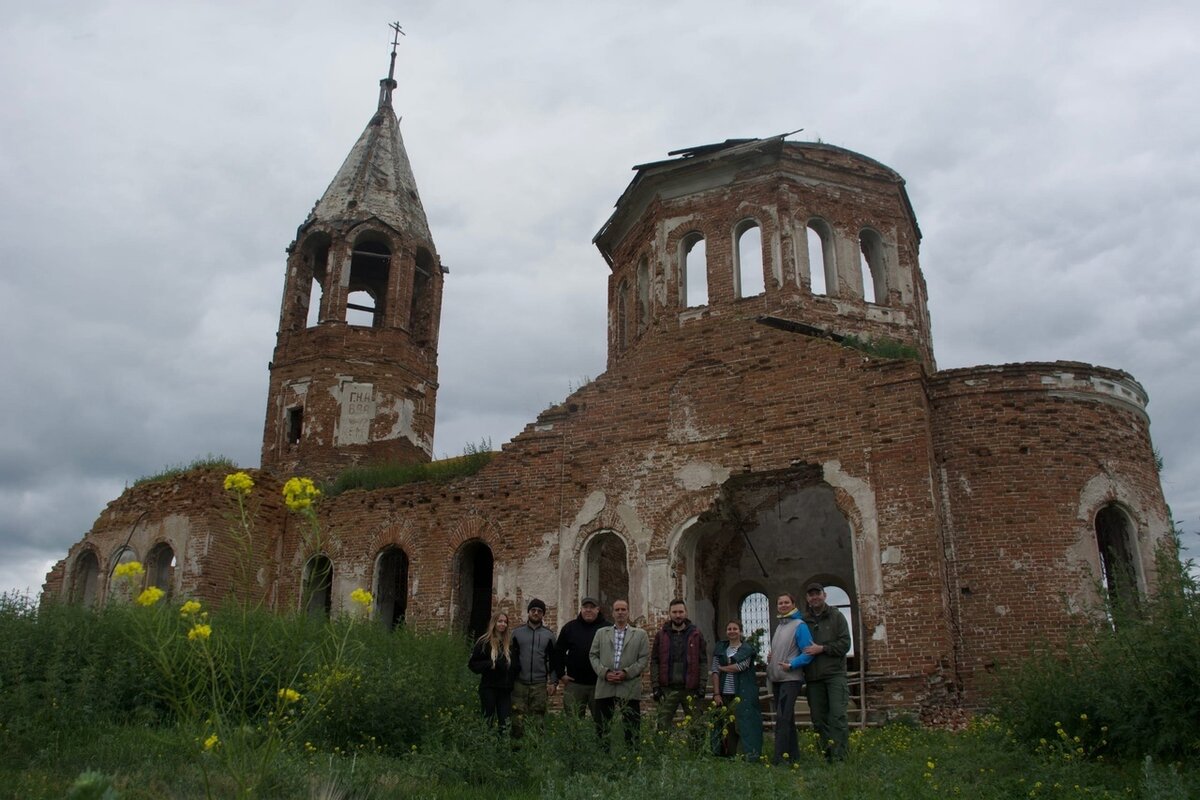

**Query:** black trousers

left=595, top=696, right=641, bottom=746
left=479, top=684, right=513, bottom=730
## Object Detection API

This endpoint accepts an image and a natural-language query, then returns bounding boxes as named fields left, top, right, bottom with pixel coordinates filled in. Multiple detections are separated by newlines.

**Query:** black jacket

left=468, top=638, right=521, bottom=689
left=554, top=612, right=609, bottom=686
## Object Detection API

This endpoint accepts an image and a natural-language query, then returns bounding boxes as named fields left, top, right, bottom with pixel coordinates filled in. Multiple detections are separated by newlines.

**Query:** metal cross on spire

left=378, top=22, right=405, bottom=109
left=387, top=22, right=405, bottom=83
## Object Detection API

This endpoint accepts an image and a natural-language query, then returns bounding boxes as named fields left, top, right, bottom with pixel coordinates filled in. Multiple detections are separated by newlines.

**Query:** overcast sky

left=2, top=1, right=1197, bottom=597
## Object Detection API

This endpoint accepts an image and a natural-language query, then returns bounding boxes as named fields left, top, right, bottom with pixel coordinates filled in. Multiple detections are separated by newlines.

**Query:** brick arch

left=365, top=515, right=419, bottom=560
left=661, top=490, right=722, bottom=561
left=445, top=512, right=502, bottom=556
left=1076, top=470, right=1156, bottom=597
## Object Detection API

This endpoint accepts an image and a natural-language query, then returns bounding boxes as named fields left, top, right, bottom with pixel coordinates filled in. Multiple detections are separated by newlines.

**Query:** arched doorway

left=71, top=550, right=100, bottom=607
left=375, top=546, right=409, bottom=629
left=146, top=542, right=175, bottom=598
left=303, top=555, right=333, bottom=618
left=582, top=531, right=629, bottom=612
left=456, top=541, right=493, bottom=640
left=676, top=467, right=859, bottom=656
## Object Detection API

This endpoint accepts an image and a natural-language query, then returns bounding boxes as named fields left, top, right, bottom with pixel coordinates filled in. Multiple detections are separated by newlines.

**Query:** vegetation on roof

left=132, top=454, right=237, bottom=487
left=840, top=334, right=921, bottom=363
left=325, top=439, right=494, bottom=496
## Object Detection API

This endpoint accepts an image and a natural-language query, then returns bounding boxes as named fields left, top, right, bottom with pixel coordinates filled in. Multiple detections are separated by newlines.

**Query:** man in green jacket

left=589, top=599, right=650, bottom=745
left=802, top=582, right=851, bottom=761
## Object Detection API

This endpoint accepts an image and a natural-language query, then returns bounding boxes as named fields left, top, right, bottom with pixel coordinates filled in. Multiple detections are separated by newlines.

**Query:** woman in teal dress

left=710, top=620, right=764, bottom=759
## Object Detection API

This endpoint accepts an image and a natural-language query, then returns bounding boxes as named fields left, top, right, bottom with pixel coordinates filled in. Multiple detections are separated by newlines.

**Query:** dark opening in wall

left=286, top=407, right=303, bottom=446
left=457, top=541, right=494, bottom=640
left=1096, top=504, right=1139, bottom=614
left=146, top=542, right=175, bottom=598
left=376, top=546, right=409, bottom=630
left=303, top=555, right=333, bottom=618
left=71, top=550, right=100, bottom=607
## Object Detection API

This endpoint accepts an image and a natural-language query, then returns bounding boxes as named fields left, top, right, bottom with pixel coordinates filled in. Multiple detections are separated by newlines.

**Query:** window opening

left=824, top=585, right=856, bottom=657
left=736, top=222, right=765, bottom=298
left=807, top=219, right=834, bottom=296
left=682, top=233, right=708, bottom=308
left=859, top=228, right=886, bottom=304
left=375, top=546, right=409, bottom=630
left=286, top=407, right=303, bottom=446
left=305, top=240, right=329, bottom=328
left=739, top=591, right=770, bottom=646
left=303, top=555, right=333, bottom=618
left=1095, top=505, right=1139, bottom=613
left=345, top=240, right=391, bottom=327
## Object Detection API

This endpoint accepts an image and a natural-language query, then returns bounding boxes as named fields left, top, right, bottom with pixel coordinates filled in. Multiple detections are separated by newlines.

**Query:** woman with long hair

left=710, top=619, right=764, bottom=759
left=468, top=611, right=521, bottom=729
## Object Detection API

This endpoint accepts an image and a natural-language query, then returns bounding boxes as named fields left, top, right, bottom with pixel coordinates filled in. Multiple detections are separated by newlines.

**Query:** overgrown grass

left=3, top=588, right=1197, bottom=799
left=326, top=439, right=495, bottom=496
left=132, top=455, right=236, bottom=487
left=840, top=334, right=921, bottom=362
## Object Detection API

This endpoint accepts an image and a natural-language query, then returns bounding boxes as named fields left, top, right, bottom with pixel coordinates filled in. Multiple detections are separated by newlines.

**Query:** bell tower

left=262, top=26, right=444, bottom=480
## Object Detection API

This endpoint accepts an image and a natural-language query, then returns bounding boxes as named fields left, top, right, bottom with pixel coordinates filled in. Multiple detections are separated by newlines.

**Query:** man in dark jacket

left=555, top=597, right=608, bottom=721
left=802, top=582, right=851, bottom=761
left=651, top=598, right=708, bottom=729
left=511, top=598, right=558, bottom=738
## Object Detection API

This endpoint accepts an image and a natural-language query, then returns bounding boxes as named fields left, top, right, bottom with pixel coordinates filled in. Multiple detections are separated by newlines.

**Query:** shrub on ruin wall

left=989, top=537, right=1200, bottom=761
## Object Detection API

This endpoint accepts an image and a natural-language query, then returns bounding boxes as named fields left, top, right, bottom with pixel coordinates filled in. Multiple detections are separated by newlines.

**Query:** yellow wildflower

left=136, top=586, right=165, bottom=607
left=188, top=623, right=212, bottom=641
left=113, top=561, right=145, bottom=581
left=350, top=588, right=373, bottom=609
left=282, top=477, right=321, bottom=511
left=203, top=733, right=219, bottom=751
left=180, top=600, right=202, bottom=617
left=223, top=471, right=254, bottom=496
left=278, top=687, right=302, bottom=703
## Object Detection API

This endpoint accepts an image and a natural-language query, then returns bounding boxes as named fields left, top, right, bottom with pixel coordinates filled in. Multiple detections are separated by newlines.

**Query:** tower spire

left=378, top=22, right=404, bottom=109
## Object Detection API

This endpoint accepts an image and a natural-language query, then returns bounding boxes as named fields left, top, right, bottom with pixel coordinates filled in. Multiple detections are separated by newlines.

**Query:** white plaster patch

left=615, top=503, right=650, bottom=552
left=822, top=460, right=881, bottom=595
left=995, top=605, right=1009, bottom=616
left=675, top=461, right=731, bottom=491
left=573, top=491, right=607, bottom=529
left=383, top=395, right=431, bottom=455
left=872, top=623, right=887, bottom=642
left=334, top=381, right=375, bottom=445
left=881, top=546, right=901, bottom=565
left=646, top=558, right=672, bottom=613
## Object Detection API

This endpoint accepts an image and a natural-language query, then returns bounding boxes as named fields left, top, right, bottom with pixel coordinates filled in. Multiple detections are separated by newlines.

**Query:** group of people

left=467, top=582, right=851, bottom=763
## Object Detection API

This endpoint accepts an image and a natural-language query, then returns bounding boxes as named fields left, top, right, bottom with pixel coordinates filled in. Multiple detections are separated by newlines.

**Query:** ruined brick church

left=45, top=56, right=1172, bottom=720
